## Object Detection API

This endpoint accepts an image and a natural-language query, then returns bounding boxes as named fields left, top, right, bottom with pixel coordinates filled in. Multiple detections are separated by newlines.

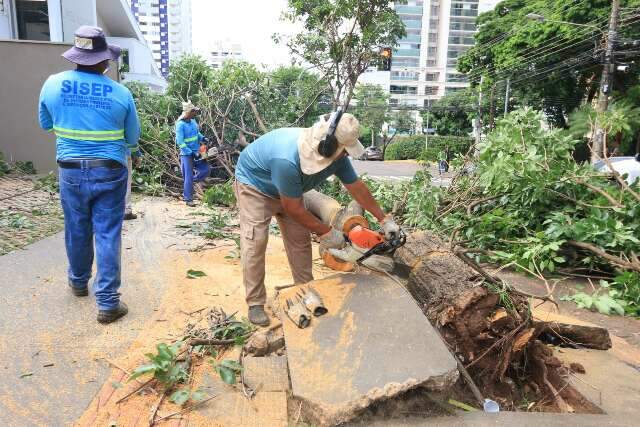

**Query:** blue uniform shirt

left=235, top=128, right=358, bottom=199
left=175, top=119, right=204, bottom=155
left=38, top=70, right=140, bottom=166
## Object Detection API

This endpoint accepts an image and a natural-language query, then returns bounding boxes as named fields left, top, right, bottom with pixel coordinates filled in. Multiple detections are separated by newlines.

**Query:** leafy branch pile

left=123, top=307, right=253, bottom=424
left=322, top=108, right=640, bottom=315
left=128, top=56, right=331, bottom=197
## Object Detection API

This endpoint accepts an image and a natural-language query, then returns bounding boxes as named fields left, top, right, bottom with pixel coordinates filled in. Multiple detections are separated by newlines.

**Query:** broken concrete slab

left=279, top=273, right=458, bottom=426
left=243, top=355, right=290, bottom=392
left=349, top=412, right=635, bottom=427
left=196, top=370, right=288, bottom=427
left=556, top=347, right=640, bottom=418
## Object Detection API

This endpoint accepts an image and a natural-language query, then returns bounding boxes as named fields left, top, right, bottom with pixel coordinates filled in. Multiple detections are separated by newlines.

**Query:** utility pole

left=475, top=76, right=484, bottom=149
left=592, top=0, right=620, bottom=163
left=424, top=107, right=430, bottom=151
left=504, top=78, right=511, bottom=117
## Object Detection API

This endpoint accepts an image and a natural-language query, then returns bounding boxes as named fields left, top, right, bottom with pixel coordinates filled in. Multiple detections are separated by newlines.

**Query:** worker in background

left=176, top=101, right=210, bottom=207
left=38, top=26, right=140, bottom=324
left=235, top=111, right=400, bottom=326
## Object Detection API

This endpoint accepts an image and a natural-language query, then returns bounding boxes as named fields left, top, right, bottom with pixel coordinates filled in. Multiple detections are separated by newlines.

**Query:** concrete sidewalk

left=0, top=199, right=177, bottom=425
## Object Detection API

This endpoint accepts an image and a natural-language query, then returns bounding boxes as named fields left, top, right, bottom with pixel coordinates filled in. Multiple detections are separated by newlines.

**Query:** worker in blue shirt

left=38, top=26, right=140, bottom=324
left=175, top=101, right=210, bottom=206
left=235, top=111, right=400, bottom=326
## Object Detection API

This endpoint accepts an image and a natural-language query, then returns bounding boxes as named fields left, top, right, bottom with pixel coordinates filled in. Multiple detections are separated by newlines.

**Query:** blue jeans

left=59, top=163, right=127, bottom=310
left=180, top=155, right=210, bottom=201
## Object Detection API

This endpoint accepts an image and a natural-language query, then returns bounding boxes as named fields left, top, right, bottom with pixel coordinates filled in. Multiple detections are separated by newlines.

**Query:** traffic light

left=378, top=47, right=392, bottom=71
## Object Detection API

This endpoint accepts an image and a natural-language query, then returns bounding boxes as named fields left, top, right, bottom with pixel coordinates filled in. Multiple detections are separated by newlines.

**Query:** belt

left=57, top=159, right=124, bottom=169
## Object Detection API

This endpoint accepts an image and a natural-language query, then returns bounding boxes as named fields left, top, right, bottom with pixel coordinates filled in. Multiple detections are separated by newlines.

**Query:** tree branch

left=567, top=240, right=640, bottom=273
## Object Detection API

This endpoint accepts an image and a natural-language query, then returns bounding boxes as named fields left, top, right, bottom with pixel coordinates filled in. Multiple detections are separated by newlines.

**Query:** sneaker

left=186, top=200, right=196, bottom=207
left=248, top=305, right=270, bottom=327
left=124, top=212, right=138, bottom=220
left=68, top=280, right=88, bottom=297
left=97, top=302, right=129, bottom=324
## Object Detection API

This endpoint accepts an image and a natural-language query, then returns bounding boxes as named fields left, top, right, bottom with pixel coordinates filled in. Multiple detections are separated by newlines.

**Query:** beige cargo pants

left=234, top=181, right=313, bottom=306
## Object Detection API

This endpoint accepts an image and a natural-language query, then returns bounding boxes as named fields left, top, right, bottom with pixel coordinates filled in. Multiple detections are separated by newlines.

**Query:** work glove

left=285, top=297, right=312, bottom=329
left=202, top=136, right=210, bottom=143
left=380, top=215, right=400, bottom=241
left=318, top=228, right=346, bottom=250
left=207, top=146, right=219, bottom=157
left=328, top=246, right=363, bottom=263
left=193, top=152, right=202, bottom=161
left=298, top=287, right=328, bottom=317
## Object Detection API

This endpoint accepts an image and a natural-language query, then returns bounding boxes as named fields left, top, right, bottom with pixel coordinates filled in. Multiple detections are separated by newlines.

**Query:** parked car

left=359, top=146, right=384, bottom=161
left=594, top=155, right=640, bottom=185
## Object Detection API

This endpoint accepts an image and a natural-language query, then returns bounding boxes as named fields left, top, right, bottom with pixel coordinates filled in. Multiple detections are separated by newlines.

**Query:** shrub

left=203, top=180, right=236, bottom=207
left=384, top=135, right=473, bottom=161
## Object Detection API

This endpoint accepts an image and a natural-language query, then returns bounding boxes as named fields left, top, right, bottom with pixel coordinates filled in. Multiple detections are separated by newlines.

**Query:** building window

left=424, top=86, right=438, bottom=96
left=389, top=98, right=399, bottom=107
left=15, top=0, right=50, bottom=41
left=425, top=72, right=439, bottom=81
left=392, top=58, right=420, bottom=68
left=426, top=59, right=437, bottom=67
left=446, top=87, right=465, bottom=95
left=390, top=85, right=418, bottom=95
left=447, top=73, right=468, bottom=83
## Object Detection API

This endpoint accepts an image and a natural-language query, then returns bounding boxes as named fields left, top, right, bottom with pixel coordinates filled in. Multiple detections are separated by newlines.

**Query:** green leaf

left=216, top=366, right=237, bottom=384
left=19, top=371, right=33, bottom=378
left=129, top=364, right=156, bottom=381
left=191, top=390, right=206, bottom=402
left=169, top=389, right=191, bottom=406
left=186, top=269, right=207, bottom=279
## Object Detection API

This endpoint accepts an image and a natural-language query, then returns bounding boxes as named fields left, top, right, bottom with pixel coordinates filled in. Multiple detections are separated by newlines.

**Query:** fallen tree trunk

left=394, top=230, right=606, bottom=413
left=534, top=321, right=612, bottom=350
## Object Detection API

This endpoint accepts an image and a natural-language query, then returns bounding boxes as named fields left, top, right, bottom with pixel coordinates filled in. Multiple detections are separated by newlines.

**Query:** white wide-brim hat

left=298, top=113, right=365, bottom=175
left=178, top=100, right=201, bottom=121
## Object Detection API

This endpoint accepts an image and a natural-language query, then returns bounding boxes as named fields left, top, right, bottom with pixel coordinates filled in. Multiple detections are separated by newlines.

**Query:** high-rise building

left=388, top=0, right=497, bottom=109
left=207, top=40, right=244, bottom=69
left=129, top=0, right=192, bottom=76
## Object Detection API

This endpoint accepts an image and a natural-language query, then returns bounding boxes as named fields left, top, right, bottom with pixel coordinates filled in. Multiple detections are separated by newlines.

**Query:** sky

left=191, top=0, right=300, bottom=69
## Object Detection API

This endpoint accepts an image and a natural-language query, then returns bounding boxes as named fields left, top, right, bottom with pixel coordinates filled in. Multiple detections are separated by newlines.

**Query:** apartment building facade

left=129, top=0, right=192, bottom=76
left=207, top=40, right=244, bottom=69
left=389, top=0, right=498, bottom=109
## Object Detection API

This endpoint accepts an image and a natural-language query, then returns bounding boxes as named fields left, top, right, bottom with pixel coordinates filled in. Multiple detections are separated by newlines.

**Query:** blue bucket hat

left=62, top=26, right=121, bottom=66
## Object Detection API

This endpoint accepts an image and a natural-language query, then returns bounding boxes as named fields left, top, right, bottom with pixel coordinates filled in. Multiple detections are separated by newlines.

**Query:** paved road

left=352, top=159, right=453, bottom=186
left=0, top=200, right=180, bottom=426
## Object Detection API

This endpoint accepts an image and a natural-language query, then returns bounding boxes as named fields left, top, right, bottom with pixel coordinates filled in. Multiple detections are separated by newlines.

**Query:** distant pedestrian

left=175, top=101, right=210, bottom=206
left=38, top=26, right=140, bottom=323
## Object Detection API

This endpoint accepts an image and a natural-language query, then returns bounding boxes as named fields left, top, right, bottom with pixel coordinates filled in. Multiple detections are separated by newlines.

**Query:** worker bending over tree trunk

left=234, top=110, right=400, bottom=326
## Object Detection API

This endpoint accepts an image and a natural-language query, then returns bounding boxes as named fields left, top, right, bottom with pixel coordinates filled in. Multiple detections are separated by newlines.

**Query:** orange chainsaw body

left=347, top=225, right=384, bottom=250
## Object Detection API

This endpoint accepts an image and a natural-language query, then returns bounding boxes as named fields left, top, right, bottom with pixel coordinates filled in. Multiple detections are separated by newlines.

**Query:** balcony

left=402, top=20, right=423, bottom=29
left=395, top=5, right=423, bottom=15
left=393, top=48, right=421, bottom=57
left=400, top=34, right=422, bottom=43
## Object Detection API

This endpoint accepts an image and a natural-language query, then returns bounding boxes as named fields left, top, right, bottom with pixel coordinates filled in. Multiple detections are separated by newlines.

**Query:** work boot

left=68, top=280, right=88, bottom=297
left=248, top=305, right=270, bottom=327
left=124, top=211, right=137, bottom=220
left=186, top=200, right=196, bottom=207
left=97, top=302, right=129, bottom=324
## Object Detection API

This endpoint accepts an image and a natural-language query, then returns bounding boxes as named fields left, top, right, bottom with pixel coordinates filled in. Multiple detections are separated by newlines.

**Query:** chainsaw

left=327, top=225, right=406, bottom=271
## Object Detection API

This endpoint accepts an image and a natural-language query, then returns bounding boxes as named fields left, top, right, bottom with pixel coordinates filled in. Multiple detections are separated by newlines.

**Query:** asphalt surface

left=352, top=159, right=453, bottom=186
left=0, top=200, right=176, bottom=426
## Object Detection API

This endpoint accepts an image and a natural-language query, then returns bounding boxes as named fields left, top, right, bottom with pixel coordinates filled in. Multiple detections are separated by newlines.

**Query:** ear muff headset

left=318, top=107, right=344, bottom=158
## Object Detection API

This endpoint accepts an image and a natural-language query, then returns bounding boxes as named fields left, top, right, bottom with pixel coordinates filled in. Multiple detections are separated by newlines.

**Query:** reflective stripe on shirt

left=184, top=136, right=198, bottom=142
left=53, top=126, right=125, bottom=141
